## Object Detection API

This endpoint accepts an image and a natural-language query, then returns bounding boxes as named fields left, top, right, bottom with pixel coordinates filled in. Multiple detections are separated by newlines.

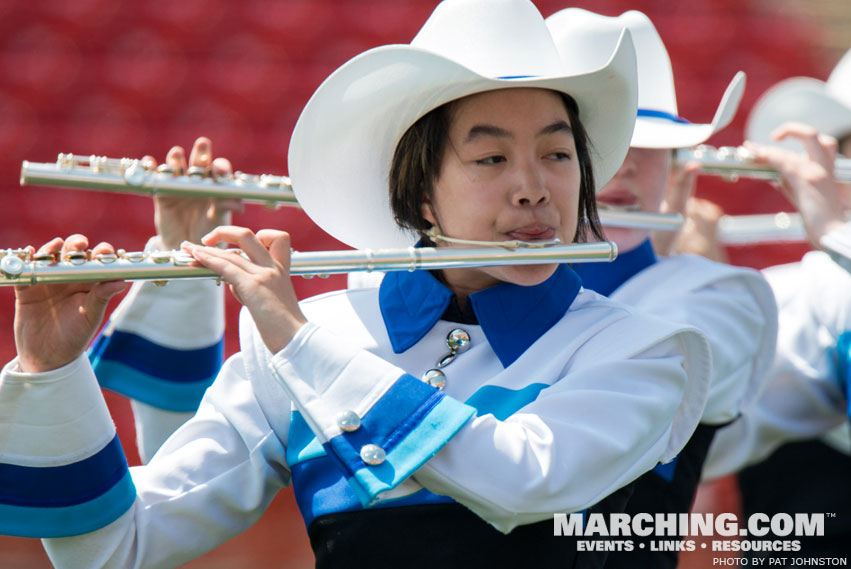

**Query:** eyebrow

left=463, top=120, right=573, bottom=143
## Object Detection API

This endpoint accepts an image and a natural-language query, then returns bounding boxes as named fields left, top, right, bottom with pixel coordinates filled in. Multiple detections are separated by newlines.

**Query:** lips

left=597, top=188, right=638, bottom=210
left=506, top=225, right=555, bottom=241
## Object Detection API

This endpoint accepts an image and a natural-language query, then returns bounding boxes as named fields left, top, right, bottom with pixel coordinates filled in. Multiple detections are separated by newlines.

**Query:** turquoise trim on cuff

left=0, top=469, right=136, bottom=538
left=348, top=394, right=475, bottom=505
left=93, top=360, right=214, bottom=412
left=836, top=331, right=851, bottom=418
left=287, top=410, right=327, bottom=466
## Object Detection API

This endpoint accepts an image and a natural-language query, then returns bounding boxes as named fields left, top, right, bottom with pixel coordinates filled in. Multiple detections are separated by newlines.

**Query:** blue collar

left=574, top=238, right=657, bottom=297
left=379, top=264, right=582, bottom=368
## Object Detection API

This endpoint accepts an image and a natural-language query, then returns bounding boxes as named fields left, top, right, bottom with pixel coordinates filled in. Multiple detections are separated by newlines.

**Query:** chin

left=602, top=227, right=650, bottom=253
left=492, top=263, right=558, bottom=287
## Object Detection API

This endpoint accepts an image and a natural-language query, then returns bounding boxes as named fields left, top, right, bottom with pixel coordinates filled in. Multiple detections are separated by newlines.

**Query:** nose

left=611, top=149, right=638, bottom=180
left=511, top=159, right=550, bottom=207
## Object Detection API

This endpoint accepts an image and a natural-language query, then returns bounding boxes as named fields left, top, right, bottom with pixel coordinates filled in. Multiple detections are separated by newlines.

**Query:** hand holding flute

left=183, top=227, right=307, bottom=354
left=12, top=225, right=309, bottom=371
left=151, top=137, right=244, bottom=250
left=743, top=122, right=848, bottom=247
left=14, top=236, right=128, bottom=373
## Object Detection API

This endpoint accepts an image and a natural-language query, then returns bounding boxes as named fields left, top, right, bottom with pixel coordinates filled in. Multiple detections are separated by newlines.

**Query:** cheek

left=636, top=171, right=668, bottom=211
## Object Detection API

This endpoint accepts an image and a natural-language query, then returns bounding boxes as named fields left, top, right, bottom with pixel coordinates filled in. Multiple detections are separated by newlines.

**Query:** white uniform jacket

left=0, top=264, right=711, bottom=568
left=609, top=254, right=778, bottom=426
left=703, top=248, right=851, bottom=479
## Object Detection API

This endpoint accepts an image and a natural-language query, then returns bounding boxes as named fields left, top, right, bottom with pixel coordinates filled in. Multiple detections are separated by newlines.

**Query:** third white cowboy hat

left=746, top=48, right=851, bottom=152
left=288, top=0, right=638, bottom=250
left=547, top=8, right=745, bottom=150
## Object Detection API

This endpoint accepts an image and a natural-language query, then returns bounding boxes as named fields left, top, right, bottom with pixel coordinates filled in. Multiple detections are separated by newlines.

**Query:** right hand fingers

left=770, top=122, right=838, bottom=167
left=188, top=136, right=212, bottom=170
left=166, top=144, right=188, bottom=175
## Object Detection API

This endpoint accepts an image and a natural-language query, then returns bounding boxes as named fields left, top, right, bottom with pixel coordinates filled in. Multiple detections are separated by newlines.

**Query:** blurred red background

left=0, top=1, right=846, bottom=567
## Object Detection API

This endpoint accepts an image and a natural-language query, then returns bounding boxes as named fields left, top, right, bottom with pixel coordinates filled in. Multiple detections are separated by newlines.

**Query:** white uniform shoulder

left=611, top=255, right=778, bottom=424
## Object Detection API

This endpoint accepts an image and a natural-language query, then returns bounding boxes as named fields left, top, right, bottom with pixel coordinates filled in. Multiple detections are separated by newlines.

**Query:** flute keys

left=32, top=252, right=57, bottom=263
left=64, top=251, right=88, bottom=265
left=123, top=162, right=146, bottom=187
left=0, top=255, right=24, bottom=277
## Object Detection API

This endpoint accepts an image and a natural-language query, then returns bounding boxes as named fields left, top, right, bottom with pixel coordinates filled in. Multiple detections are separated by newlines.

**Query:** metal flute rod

left=597, top=208, right=683, bottom=230
left=0, top=241, right=617, bottom=286
left=21, top=154, right=685, bottom=232
left=675, top=145, right=851, bottom=183
left=21, top=154, right=297, bottom=206
left=717, top=212, right=806, bottom=245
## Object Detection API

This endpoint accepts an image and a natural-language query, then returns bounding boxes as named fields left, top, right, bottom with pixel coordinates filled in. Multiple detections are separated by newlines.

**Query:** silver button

left=436, top=352, right=456, bottom=368
left=422, top=368, right=447, bottom=390
left=446, top=328, right=471, bottom=353
left=336, top=410, right=361, bottom=433
left=360, top=444, right=386, bottom=466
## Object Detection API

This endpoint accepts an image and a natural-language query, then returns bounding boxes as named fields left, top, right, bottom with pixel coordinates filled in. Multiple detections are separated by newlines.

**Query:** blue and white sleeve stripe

left=90, top=330, right=223, bottom=412
left=89, top=278, right=225, bottom=412
left=270, top=323, right=475, bottom=506
left=0, top=356, right=137, bottom=538
left=0, top=436, right=136, bottom=538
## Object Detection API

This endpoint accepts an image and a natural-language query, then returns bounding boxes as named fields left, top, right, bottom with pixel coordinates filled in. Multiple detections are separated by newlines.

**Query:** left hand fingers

left=211, top=156, right=233, bottom=179
left=662, top=161, right=700, bottom=215
left=182, top=243, right=260, bottom=280
left=770, top=122, right=837, bottom=166
left=188, top=137, right=213, bottom=169
left=256, top=229, right=293, bottom=269
left=200, top=225, right=276, bottom=266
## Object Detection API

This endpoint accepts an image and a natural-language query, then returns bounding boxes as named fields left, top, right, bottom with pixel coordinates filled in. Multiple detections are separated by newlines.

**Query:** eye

left=546, top=151, right=572, bottom=161
left=476, top=155, right=506, bottom=165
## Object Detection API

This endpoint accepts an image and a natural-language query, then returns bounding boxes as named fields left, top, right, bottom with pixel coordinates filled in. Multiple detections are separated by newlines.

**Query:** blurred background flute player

left=546, top=9, right=777, bottom=569
left=0, top=1, right=713, bottom=567
left=701, top=47, right=851, bottom=560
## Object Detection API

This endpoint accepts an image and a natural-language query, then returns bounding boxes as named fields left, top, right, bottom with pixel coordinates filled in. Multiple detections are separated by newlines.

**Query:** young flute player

left=0, top=1, right=711, bottom=566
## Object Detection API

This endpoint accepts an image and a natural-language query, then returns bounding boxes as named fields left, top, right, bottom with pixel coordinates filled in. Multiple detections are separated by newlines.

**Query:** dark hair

left=389, top=90, right=604, bottom=245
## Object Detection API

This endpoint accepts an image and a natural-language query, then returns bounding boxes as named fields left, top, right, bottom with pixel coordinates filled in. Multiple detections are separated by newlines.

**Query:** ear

left=421, top=197, right=438, bottom=226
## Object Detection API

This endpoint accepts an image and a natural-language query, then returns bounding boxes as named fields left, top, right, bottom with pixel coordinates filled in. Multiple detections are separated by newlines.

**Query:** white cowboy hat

left=287, top=0, right=638, bottom=250
left=745, top=48, right=851, bottom=152
left=547, top=8, right=745, bottom=150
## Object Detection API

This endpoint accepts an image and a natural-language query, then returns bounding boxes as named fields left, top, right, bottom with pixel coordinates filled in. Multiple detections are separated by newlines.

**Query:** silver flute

left=21, top=153, right=298, bottom=206
left=21, top=154, right=683, bottom=231
left=675, top=144, right=851, bottom=183
left=717, top=212, right=807, bottom=245
left=0, top=241, right=617, bottom=286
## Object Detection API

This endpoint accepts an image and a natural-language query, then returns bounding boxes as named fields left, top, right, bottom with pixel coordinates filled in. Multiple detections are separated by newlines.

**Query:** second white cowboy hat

left=287, top=0, right=638, bottom=250
left=547, top=8, right=745, bottom=150
left=746, top=48, right=851, bottom=152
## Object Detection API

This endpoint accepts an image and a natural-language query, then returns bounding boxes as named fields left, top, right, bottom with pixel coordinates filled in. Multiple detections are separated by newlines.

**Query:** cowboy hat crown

left=746, top=48, right=851, bottom=152
left=547, top=8, right=746, bottom=150
left=288, top=0, right=638, bottom=249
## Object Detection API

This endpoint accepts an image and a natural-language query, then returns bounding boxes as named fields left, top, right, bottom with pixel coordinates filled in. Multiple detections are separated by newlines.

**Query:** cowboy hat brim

left=632, top=71, right=746, bottom=149
left=288, top=32, right=637, bottom=250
